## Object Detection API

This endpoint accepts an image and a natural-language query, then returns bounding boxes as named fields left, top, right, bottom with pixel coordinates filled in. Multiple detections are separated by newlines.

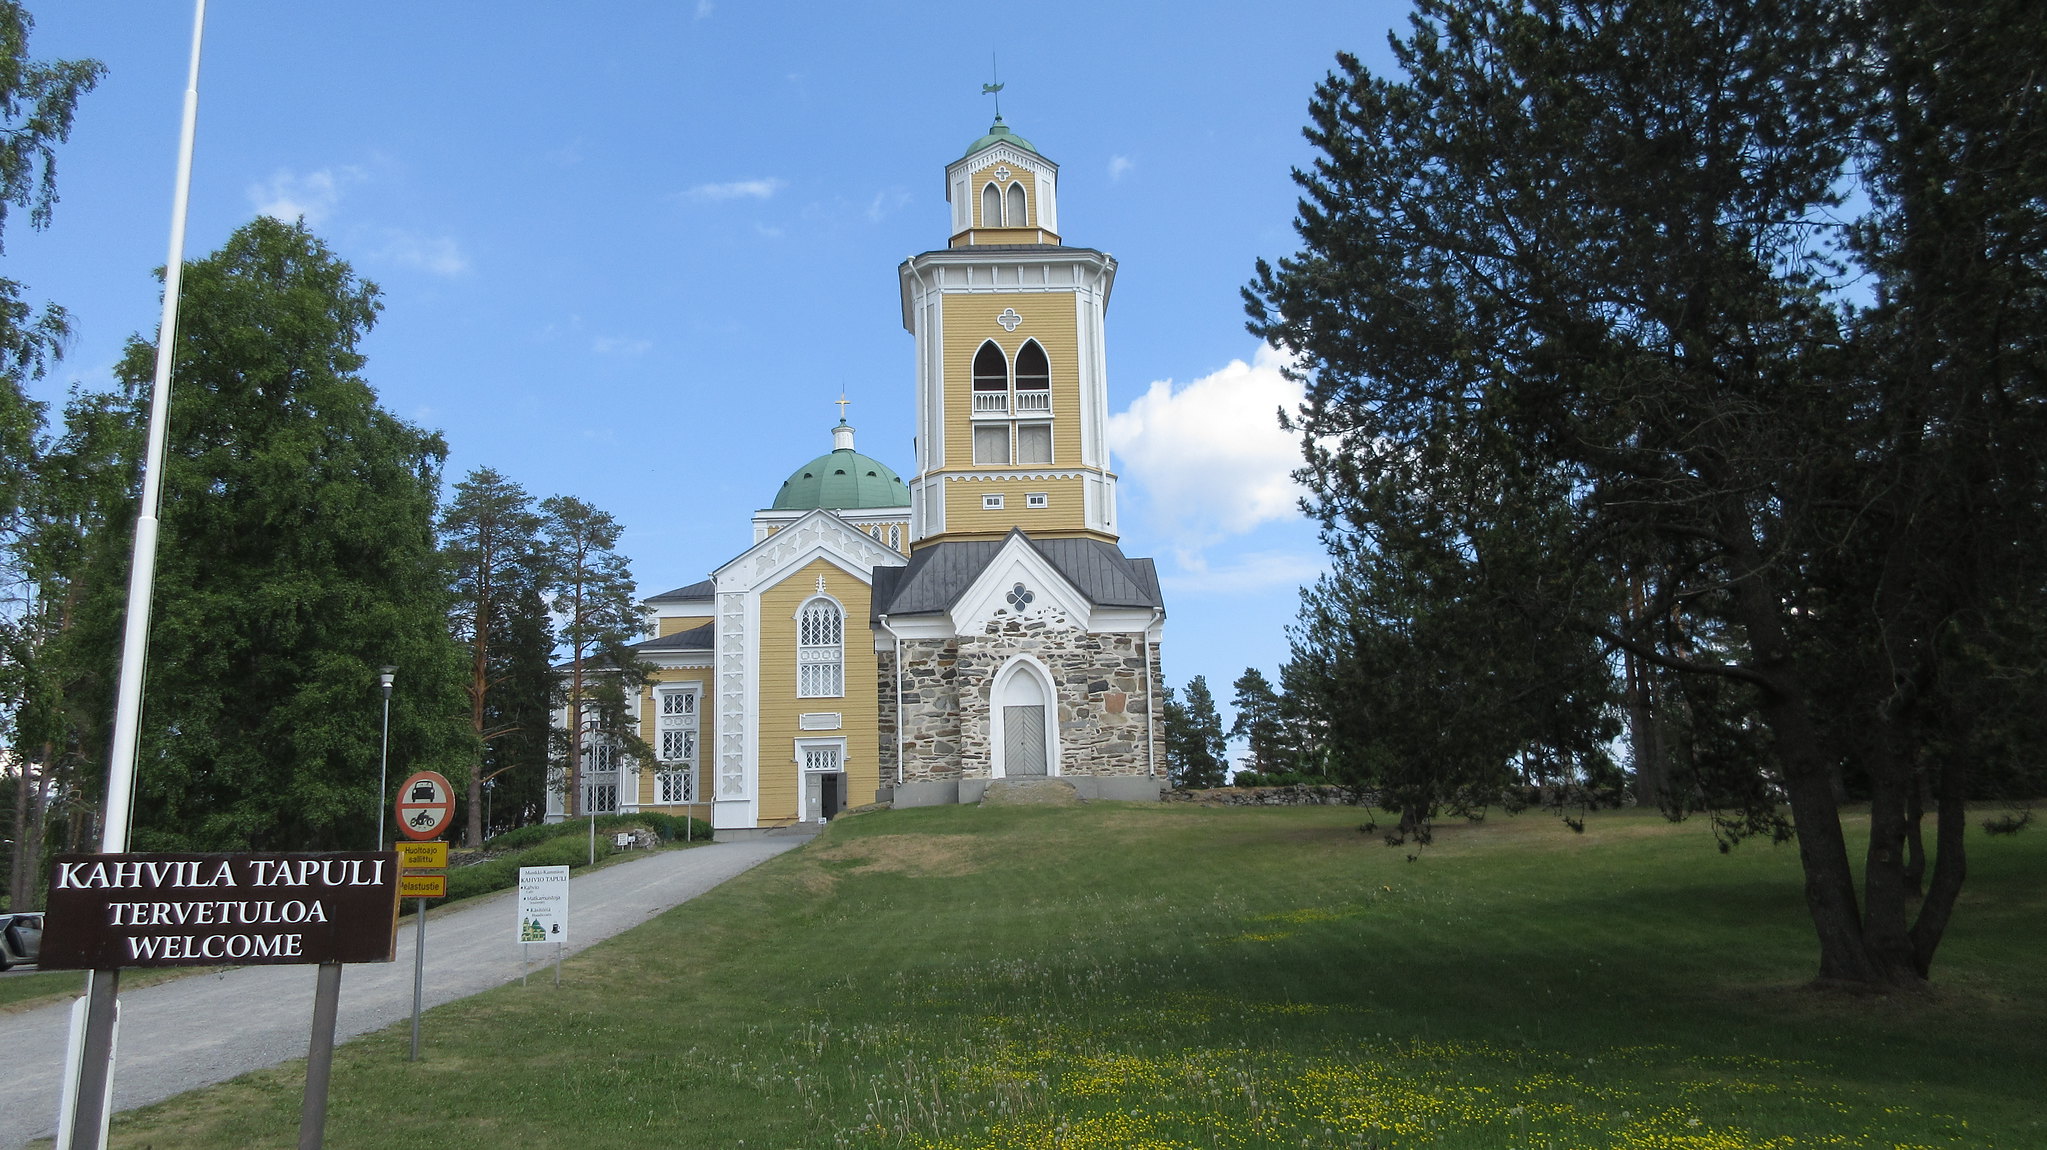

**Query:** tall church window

left=973, top=341, right=1009, bottom=413
left=797, top=598, right=845, bottom=697
left=655, top=685, right=699, bottom=804
left=1006, top=182, right=1026, bottom=226
left=1014, top=340, right=1050, bottom=413
left=582, top=737, right=620, bottom=813
left=981, top=182, right=1002, bottom=227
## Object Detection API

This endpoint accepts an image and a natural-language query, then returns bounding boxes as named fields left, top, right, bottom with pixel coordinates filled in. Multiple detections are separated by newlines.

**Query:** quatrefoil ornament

left=997, top=307, right=1023, bottom=332
left=1006, top=583, right=1035, bottom=611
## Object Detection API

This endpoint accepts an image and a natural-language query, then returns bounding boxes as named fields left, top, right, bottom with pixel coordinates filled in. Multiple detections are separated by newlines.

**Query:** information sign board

left=395, top=841, right=448, bottom=869
left=398, top=873, right=447, bottom=899
left=40, top=851, right=400, bottom=968
left=394, top=771, right=455, bottom=841
left=516, top=865, right=568, bottom=944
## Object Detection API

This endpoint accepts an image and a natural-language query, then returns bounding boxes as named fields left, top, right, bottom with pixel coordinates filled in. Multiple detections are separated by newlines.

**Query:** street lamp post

left=375, top=666, right=396, bottom=849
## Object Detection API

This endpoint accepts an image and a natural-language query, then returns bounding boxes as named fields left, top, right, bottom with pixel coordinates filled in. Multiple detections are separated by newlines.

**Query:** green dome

left=962, top=116, right=1038, bottom=158
left=772, top=439, right=909, bottom=511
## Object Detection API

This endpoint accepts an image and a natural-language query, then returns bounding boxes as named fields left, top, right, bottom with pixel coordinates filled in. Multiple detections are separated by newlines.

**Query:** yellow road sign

left=399, top=873, right=447, bottom=899
left=395, top=841, right=448, bottom=869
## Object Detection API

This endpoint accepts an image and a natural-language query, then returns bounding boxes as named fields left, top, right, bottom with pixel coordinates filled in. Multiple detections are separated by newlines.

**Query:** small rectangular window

left=983, top=493, right=1005, bottom=510
left=974, top=424, right=1010, bottom=465
left=1027, top=492, right=1048, bottom=508
left=1017, top=423, right=1052, bottom=465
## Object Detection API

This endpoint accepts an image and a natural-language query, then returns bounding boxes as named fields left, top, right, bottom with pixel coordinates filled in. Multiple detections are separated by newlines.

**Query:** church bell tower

left=898, top=117, right=1120, bottom=548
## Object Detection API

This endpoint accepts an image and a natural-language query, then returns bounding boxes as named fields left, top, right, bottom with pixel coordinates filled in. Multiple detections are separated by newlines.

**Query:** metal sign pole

left=64, top=6, right=206, bottom=1147
left=408, top=898, right=427, bottom=1060
left=298, top=961, right=343, bottom=1150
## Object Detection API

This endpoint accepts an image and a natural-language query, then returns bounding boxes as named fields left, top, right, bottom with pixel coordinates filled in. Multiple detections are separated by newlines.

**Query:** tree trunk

left=8, top=750, right=31, bottom=910
left=1901, top=774, right=1926, bottom=898
left=1722, top=540, right=1888, bottom=988
left=1860, top=735, right=1923, bottom=986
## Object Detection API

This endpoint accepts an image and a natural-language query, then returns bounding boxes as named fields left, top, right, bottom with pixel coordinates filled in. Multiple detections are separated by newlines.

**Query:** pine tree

left=539, top=495, right=647, bottom=817
left=1163, top=676, right=1227, bottom=790
left=441, top=467, right=551, bottom=845
left=1227, top=668, right=1288, bottom=778
left=1245, top=0, right=2045, bottom=986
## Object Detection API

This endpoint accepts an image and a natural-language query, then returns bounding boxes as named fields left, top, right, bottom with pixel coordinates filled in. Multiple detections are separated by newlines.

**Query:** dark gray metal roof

left=633, top=622, right=714, bottom=652
left=872, top=530, right=1163, bottom=620
left=645, top=578, right=715, bottom=603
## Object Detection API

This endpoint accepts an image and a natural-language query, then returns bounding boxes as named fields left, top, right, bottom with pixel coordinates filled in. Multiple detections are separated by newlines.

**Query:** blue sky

left=12, top=2, right=1410, bottom=745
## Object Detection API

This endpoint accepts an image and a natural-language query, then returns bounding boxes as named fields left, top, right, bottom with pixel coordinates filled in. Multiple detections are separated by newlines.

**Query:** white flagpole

left=61, top=4, right=206, bottom=1147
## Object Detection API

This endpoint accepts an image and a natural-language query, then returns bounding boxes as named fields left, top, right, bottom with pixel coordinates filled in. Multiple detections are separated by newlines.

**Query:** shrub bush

left=484, top=813, right=711, bottom=852
left=445, top=834, right=598, bottom=901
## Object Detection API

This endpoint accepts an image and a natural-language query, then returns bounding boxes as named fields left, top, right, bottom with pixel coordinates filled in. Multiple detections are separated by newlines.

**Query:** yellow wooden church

left=549, top=117, right=1168, bottom=834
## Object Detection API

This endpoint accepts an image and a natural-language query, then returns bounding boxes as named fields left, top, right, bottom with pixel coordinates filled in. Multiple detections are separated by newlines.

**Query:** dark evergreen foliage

left=70, top=218, right=476, bottom=851
left=1163, top=676, right=1228, bottom=789
left=441, top=467, right=553, bottom=844
left=1247, top=0, right=2045, bottom=987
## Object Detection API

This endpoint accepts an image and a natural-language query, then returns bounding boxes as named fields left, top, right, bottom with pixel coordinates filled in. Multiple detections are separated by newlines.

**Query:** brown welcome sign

left=40, top=851, right=402, bottom=969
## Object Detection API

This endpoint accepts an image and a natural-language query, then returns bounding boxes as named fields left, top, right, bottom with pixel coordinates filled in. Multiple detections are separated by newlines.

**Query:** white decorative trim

left=953, top=144, right=1047, bottom=179
left=942, top=469, right=1084, bottom=483
left=716, top=589, right=749, bottom=801
left=989, top=654, right=1062, bottom=779
left=997, top=307, right=1023, bottom=332
left=727, top=509, right=902, bottom=591
left=799, top=712, right=842, bottom=730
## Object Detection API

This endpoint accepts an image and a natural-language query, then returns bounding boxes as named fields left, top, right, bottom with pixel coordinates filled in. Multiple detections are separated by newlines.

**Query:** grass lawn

left=84, top=803, right=2045, bottom=1149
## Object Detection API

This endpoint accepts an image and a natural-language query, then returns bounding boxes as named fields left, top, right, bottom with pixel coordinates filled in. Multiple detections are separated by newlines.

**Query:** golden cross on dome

left=835, top=393, right=851, bottom=422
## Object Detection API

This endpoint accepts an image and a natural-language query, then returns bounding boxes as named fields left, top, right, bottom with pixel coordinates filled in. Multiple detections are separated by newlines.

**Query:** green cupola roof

left=771, top=420, right=909, bottom=511
left=962, top=115, right=1038, bottom=158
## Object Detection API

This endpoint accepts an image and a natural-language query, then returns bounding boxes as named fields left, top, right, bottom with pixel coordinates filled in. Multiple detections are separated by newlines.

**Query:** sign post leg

left=408, top=898, right=427, bottom=1060
left=298, top=961, right=343, bottom=1150
left=554, top=940, right=562, bottom=988
left=60, top=968, right=121, bottom=1150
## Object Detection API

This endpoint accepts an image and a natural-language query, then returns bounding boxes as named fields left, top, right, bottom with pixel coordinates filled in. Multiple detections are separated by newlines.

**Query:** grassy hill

left=96, top=803, right=2045, bottom=1149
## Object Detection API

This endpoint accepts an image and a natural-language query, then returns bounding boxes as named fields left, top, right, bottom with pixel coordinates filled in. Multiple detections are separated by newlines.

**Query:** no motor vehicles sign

left=395, top=770, right=455, bottom=841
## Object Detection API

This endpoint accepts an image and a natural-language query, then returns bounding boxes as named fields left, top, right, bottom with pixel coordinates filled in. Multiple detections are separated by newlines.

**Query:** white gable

left=714, top=508, right=906, bottom=595
left=949, top=532, right=1090, bottom=635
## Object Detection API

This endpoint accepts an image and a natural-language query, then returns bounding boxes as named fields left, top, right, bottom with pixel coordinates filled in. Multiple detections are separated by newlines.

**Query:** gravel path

left=0, top=835, right=808, bottom=1148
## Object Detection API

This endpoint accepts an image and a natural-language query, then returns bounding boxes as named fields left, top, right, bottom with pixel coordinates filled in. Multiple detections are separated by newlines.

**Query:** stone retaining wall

left=1163, top=784, right=1357, bottom=806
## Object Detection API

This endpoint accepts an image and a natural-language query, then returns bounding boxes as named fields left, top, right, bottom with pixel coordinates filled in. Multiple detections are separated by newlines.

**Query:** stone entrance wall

left=878, top=615, right=1162, bottom=788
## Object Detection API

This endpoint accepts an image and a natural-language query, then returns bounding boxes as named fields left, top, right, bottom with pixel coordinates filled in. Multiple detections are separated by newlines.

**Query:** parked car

left=0, top=912, right=42, bottom=970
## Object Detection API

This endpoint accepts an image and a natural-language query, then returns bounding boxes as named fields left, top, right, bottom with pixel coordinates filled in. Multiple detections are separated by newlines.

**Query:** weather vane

left=982, top=53, right=1004, bottom=119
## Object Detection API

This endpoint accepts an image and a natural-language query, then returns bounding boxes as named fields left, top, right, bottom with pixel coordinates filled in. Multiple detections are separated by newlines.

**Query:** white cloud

left=1108, top=155, right=1135, bottom=182
left=695, top=0, right=714, bottom=18
left=1108, top=344, right=1306, bottom=563
left=685, top=178, right=785, bottom=201
left=372, top=229, right=468, bottom=276
left=593, top=336, right=652, bottom=356
left=867, top=188, right=912, bottom=222
left=248, top=167, right=362, bottom=226
left=1160, top=550, right=1326, bottom=596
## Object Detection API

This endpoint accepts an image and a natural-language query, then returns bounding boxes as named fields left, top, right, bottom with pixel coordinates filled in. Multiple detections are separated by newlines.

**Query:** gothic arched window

left=797, top=598, right=844, bottom=698
left=981, top=182, right=1002, bottom=228
left=973, top=341, right=1008, bottom=392
left=1006, top=182, right=1026, bottom=226
left=1014, top=340, right=1050, bottom=406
